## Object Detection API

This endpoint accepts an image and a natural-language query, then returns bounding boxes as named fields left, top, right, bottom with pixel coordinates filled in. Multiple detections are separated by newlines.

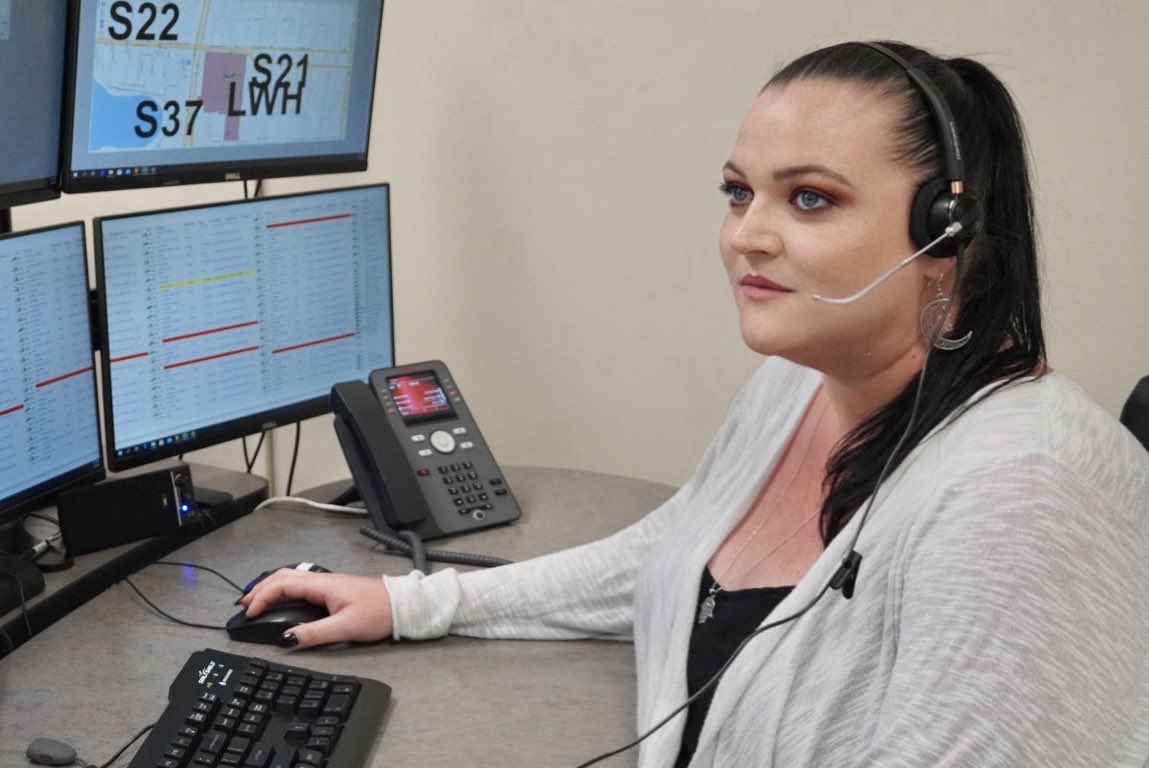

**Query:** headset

left=857, top=41, right=983, bottom=258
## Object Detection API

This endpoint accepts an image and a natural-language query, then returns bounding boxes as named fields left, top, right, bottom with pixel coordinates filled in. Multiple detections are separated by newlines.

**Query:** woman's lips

left=739, top=274, right=793, bottom=300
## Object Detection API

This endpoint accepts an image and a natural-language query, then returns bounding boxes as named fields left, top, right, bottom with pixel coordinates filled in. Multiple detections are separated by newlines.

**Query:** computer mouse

left=227, top=562, right=333, bottom=645
left=226, top=599, right=330, bottom=645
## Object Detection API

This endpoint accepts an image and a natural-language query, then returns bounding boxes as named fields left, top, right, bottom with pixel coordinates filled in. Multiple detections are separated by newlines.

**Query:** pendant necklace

left=697, top=398, right=829, bottom=625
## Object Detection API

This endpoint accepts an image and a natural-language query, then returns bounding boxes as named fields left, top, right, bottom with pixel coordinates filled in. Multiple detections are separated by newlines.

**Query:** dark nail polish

left=278, top=632, right=299, bottom=648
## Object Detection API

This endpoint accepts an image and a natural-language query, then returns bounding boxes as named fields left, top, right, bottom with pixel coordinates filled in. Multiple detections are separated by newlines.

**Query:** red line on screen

left=163, top=320, right=258, bottom=343
left=35, top=366, right=94, bottom=388
left=164, top=345, right=260, bottom=371
left=266, top=213, right=352, bottom=229
left=110, top=352, right=149, bottom=364
left=0, top=404, right=25, bottom=417
left=271, top=332, right=356, bottom=355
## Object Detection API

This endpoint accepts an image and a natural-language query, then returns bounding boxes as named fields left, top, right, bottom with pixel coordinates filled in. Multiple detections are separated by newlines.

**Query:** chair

left=1119, top=375, right=1149, bottom=452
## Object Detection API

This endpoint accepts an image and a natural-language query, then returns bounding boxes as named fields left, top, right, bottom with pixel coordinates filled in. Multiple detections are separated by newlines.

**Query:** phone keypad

left=433, top=461, right=501, bottom=516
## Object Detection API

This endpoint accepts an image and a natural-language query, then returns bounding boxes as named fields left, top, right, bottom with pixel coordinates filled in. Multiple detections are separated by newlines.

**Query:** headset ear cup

left=909, top=177, right=950, bottom=255
left=910, top=178, right=983, bottom=257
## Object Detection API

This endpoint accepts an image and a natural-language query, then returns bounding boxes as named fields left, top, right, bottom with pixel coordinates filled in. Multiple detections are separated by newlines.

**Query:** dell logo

left=225, top=172, right=242, bottom=181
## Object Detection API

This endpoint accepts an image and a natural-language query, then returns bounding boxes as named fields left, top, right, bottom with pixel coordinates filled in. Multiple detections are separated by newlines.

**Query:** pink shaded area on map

left=202, top=51, right=247, bottom=141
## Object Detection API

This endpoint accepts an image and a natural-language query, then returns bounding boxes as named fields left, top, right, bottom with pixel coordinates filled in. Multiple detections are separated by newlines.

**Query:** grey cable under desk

left=0, top=466, right=675, bottom=768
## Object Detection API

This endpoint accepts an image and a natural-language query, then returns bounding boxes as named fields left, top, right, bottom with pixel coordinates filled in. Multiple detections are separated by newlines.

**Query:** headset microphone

left=811, top=222, right=964, bottom=305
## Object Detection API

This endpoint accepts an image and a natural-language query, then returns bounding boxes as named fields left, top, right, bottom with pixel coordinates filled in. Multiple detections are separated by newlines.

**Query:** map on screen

left=66, top=0, right=383, bottom=188
left=91, top=0, right=357, bottom=151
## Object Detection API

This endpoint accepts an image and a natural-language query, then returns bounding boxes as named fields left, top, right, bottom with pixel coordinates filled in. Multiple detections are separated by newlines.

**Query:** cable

left=121, top=577, right=228, bottom=630
left=285, top=422, right=302, bottom=496
left=574, top=578, right=837, bottom=768
left=87, top=723, right=155, bottom=768
left=574, top=269, right=956, bottom=767
left=395, top=529, right=427, bottom=573
left=358, top=525, right=511, bottom=570
left=243, top=430, right=267, bottom=473
left=151, top=560, right=246, bottom=593
left=253, top=496, right=367, bottom=516
left=120, top=559, right=249, bottom=629
left=250, top=495, right=512, bottom=570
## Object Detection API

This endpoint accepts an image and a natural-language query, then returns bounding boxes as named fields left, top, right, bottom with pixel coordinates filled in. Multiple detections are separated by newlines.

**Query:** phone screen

left=388, top=371, right=456, bottom=424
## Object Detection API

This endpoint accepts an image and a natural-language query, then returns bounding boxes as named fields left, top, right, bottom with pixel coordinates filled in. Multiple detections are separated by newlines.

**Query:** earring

left=920, top=279, right=972, bottom=351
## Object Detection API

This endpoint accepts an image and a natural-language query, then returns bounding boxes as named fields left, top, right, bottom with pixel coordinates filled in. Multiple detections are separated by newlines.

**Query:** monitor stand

left=189, top=462, right=268, bottom=515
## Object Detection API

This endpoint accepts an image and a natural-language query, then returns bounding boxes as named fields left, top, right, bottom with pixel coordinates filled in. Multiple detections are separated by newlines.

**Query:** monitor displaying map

left=62, top=0, right=384, bottom=192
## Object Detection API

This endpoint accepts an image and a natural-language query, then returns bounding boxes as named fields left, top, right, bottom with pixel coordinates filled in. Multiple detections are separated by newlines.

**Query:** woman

left=243, top=41, right=1149, bottom=766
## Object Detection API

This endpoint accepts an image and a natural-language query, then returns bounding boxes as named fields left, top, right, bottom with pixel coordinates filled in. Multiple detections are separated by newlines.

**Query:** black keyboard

left=128, top=648, right=391, bottom=768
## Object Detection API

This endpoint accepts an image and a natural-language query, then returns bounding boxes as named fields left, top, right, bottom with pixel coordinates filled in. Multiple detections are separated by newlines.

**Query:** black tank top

left=673, top=567, right=792, bottom=768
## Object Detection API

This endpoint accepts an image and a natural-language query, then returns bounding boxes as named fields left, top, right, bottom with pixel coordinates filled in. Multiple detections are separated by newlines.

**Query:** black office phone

left=330, top=360, right=521, bottom=540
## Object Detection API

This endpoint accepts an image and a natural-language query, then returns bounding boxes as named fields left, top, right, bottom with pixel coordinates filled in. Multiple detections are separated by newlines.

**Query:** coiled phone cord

left=358, top=524, right=512, bottom=571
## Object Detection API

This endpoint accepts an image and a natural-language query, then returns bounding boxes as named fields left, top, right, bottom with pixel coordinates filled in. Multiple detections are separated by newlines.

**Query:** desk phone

left=331, top=360, right=521, bottom=540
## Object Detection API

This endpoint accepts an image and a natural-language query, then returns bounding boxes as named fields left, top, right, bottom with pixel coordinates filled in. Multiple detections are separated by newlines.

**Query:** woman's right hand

left=238, top=569, right=394, bottom=649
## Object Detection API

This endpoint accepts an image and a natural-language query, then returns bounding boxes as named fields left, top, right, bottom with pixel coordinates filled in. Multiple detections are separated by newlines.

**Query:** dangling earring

left=920, top=279, right=972, bottom=351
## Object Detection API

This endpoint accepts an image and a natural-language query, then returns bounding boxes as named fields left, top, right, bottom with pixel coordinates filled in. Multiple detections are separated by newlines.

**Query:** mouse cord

left=92, top=723, right=155, bottom=768
left=120, top=559, right=250, bottom=630
left=47, top=723, right=155, bottom=768
left=120, top=577, right=228, bottom=631
left=151, top=560, right=246, bottom=593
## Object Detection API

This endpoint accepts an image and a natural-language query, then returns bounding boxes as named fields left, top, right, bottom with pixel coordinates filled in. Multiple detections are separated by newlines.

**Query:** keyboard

left=128, top=648, right=391, bottom=768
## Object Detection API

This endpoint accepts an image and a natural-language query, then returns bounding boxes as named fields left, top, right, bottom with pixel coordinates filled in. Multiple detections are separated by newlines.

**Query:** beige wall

left=15, top=1, right=1149, bottom=492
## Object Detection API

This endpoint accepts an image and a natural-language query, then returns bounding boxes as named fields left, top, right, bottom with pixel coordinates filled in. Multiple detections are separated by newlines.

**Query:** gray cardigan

left=386, top=358, right=1149, bottom=767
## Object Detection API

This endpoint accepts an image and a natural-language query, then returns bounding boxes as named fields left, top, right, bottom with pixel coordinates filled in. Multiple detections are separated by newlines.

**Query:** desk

left=0, top=466, right=676, bottom=767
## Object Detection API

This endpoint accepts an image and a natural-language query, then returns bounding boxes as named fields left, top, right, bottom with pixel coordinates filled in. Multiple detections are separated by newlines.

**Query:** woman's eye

left=719, top=182, right=752, bottom=206
left=792, top=189, right=831, bottom=211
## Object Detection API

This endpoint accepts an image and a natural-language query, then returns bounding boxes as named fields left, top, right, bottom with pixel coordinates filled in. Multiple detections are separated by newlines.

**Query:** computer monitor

left=0, top=0, right=68, bottom=214
left=94, top=183, right=394, bottom=475
left=0, top=222, right=104, bottom=554
left=63, top=0, right=384, bottom=193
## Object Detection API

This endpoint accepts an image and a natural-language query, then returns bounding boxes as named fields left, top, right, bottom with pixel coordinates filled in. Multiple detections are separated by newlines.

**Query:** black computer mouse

left=227, top=562, right=333, bottom=645
left=226, top=598, right=330, bottom=645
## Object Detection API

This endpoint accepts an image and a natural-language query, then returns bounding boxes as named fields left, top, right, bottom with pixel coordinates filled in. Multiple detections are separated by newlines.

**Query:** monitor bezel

left=0, top=221, right=105, bottom=530
left=93, top=182, right=395, bottom=473
left=60, top=0, right=385, bottom=194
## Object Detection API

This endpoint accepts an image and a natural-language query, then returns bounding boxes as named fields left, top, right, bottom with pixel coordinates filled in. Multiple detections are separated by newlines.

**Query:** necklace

left=697, top=398, right=829, bottom=625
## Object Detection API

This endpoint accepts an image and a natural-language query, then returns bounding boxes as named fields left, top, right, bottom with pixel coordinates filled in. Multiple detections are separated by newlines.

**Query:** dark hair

left=766, top=41, right=1046, bottom=543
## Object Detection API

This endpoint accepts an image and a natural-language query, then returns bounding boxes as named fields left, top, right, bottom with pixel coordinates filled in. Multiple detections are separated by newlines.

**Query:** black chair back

left=1119, top=376, right=1149, bottom=452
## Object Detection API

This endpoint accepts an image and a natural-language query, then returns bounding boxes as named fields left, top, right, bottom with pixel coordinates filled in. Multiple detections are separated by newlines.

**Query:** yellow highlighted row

left=160, top=269, right=255, bottom=291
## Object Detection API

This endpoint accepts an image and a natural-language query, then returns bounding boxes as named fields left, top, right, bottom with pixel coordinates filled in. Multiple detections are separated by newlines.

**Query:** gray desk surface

left=0, top=466, right=675, bottom=768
